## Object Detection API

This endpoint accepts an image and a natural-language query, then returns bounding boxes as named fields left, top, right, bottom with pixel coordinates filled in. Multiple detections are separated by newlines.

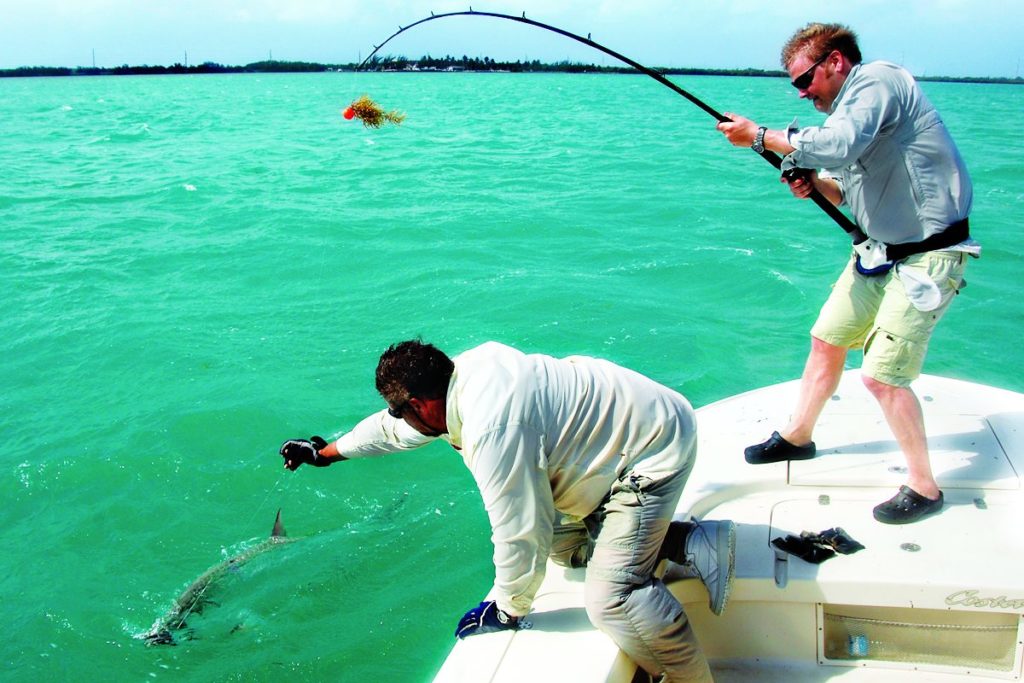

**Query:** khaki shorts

left=811, top=250, right=967, bottom=387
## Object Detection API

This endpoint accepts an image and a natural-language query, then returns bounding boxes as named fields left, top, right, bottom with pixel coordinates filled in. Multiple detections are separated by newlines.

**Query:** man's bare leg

left=863, top=376, right=940, bottom=500
left=781, top=336, right=848, bottom=446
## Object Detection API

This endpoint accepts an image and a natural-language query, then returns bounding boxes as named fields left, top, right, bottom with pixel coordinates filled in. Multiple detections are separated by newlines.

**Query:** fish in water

left=144, top=508, right=292, bottom=645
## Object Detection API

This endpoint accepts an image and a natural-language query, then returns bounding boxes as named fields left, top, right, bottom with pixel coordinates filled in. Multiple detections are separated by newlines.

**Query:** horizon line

left=1, top=57, right=1020, bottom=83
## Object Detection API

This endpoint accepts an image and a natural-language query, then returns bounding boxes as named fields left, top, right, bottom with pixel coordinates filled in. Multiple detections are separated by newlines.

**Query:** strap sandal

left=744, top=431, right=816, bottom=465
left=872, top=486, right=944, bottom=524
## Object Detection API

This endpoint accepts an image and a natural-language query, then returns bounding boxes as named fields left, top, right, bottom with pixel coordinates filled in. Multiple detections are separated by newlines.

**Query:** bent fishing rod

left=358, top=9, right=866, bottom=242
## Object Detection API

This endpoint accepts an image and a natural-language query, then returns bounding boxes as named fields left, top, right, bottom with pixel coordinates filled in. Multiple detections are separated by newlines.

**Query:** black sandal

left=873, top=486, right=944, bottom=524
left=744, top=431, right=816, bottom=464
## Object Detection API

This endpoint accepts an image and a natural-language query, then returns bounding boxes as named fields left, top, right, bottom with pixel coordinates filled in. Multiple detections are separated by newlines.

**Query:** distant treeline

left=0, top=60, right=331, bottom=77
left=368, top=54, right=787, bottom=78
left=2, top=55, right=1021, bottom=84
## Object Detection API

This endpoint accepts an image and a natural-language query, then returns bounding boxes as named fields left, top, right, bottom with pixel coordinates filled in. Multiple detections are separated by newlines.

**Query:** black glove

left=454, top=600, right=519, bottom=639
left=771, top=534, right=835, bottom=564
left=771, top=527, right=866, bottom=564
left=818, top=527, right=866, bottom=555
left=781, top=167, right=813, bottom=184
left=280, top=436, right=328, bottom=470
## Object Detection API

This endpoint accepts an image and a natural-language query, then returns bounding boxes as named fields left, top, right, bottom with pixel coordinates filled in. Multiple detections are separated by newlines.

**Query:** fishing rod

left=358, top=9, right=867, bottom=242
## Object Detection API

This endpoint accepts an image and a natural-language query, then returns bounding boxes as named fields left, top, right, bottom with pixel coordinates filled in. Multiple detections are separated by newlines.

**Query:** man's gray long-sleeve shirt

left=785, top=61, right=972, bottom=244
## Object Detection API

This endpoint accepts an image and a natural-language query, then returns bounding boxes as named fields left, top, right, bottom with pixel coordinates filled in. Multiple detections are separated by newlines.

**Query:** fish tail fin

left=145, top=628, right=176, bottom=646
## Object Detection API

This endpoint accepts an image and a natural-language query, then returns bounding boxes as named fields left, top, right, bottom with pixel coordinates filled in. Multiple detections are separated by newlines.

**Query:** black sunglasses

left=387, top=402, right=407, bottom=418
left=791, top=52, right=830, bottom=90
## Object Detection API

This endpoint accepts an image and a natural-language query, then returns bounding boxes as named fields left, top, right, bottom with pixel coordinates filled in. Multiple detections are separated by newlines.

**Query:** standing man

left=281, top=340, right=735, bottom=682
left=717, top=23, right=977, bottom=524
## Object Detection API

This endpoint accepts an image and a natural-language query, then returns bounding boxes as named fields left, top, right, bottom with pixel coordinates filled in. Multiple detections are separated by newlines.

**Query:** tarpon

left=144, top=508, right=292, bottom=645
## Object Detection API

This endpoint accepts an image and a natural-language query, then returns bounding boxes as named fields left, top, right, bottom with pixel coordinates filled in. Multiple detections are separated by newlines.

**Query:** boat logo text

left=945, top=590, right=1024, bottom=610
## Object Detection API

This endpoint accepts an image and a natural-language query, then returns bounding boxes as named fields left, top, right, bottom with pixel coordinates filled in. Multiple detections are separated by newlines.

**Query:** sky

left=1, top=0, right=1021, bottom=78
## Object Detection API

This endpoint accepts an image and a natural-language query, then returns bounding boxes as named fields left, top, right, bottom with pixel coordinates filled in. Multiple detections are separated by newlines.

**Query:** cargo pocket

left=863, top=326, right=925, bottom=387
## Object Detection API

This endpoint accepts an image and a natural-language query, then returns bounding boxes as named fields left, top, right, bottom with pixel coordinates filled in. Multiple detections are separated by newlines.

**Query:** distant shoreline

left=2, top=57, right=1020, bottom=85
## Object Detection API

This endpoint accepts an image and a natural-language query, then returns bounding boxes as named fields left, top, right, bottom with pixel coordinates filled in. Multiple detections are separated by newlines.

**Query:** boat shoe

left=744, top=431, right=816, bottom=464
left=683, top=518, right=736, bottom=616
left=872, top=486, right=944, bottom=524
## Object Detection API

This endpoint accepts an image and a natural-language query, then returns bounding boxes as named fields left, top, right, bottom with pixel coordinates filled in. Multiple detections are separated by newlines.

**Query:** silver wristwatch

left=752, top=126, right=767, bottom=154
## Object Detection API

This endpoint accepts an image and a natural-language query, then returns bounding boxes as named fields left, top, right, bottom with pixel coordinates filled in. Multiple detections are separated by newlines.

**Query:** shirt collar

left=444, top=366, right=463, bottom=448
left=828, top=62, right=861, bottom=115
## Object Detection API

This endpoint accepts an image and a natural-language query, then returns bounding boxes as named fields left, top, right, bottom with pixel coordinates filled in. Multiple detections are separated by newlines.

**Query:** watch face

left=753, top=126, right=766, bottom=152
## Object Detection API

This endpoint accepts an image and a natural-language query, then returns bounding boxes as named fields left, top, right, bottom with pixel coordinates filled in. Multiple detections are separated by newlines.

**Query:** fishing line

left=226, top=442, right=294, bottom=530
left=248, top=465, right=292, bottom=526
left=358, top=9, right=867, bottom=242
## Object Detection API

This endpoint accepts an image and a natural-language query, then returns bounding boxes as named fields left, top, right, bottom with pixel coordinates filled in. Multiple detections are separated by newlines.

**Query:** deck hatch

left=791, top=414, right=1018, bottom=490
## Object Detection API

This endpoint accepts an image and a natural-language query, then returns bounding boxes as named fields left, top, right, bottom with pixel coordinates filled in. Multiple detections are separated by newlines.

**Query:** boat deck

left=435, top=371, right=1024, bottom=682
left=681, top=370, right=1023, bottom=606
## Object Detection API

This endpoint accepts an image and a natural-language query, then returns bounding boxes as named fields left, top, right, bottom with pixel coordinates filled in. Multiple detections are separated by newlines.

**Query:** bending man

left=717, top=23, right=977, bottom=524
left=281, top=340, right=735, bottom=682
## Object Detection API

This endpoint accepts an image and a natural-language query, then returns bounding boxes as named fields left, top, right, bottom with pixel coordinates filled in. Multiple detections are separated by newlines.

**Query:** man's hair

left=781, top=23, right=862, bottom=69
left=375, top=339, right=454, bottom=405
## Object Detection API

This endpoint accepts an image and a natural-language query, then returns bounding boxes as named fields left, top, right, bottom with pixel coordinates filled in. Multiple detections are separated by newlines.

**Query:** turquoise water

left=1, top=71, right=1021, bottom=681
